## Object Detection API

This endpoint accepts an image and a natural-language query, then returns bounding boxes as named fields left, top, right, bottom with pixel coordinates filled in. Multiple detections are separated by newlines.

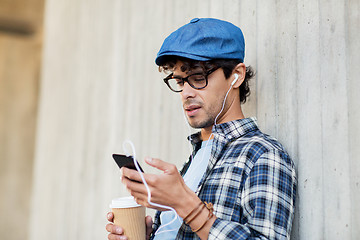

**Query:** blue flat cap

left=155, top=18, right=245, bottom=65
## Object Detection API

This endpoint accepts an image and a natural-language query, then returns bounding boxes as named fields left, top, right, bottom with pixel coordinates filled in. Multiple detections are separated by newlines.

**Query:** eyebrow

left=172, top=75, right=183, bottom=79
left=170, top=73, right=183, bottom=79
left=172, top=71, right=204, bottom=78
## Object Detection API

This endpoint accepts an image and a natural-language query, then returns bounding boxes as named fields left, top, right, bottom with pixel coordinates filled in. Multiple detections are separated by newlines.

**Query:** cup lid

left=109, top=196, right=141, bottom=208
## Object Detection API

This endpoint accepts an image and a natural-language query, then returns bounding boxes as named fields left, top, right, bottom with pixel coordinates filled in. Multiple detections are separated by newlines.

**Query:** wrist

left=190, top=202, right=215, bottom=233
left=175, top=190, right=202, bottom=219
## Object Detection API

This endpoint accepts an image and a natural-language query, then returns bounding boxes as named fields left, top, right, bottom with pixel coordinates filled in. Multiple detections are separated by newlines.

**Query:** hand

left=106, top=212, right=153, bottom=240
left=106, top=212, right=126, bottom=240
left=121, top=157, right=198, bottom=216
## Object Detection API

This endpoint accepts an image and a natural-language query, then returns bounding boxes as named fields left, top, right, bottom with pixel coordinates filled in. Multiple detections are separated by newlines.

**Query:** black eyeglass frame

left=163, top=67, right=220, bottom=93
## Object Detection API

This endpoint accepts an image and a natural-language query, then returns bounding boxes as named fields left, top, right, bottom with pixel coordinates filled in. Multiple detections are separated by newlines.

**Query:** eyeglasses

left=163, top=67, right=219, bottom=93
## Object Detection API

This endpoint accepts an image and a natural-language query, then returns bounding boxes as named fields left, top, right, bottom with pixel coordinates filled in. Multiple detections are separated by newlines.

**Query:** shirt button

left=190, top=18, right=200, bottom=23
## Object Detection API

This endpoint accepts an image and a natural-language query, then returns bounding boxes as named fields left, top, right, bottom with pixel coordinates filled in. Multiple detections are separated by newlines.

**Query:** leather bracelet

left=191, top=202, right=214, bottom=233
left=186, top=203, right=205, bottom=225
left=183, top=201, right=203, bottom=223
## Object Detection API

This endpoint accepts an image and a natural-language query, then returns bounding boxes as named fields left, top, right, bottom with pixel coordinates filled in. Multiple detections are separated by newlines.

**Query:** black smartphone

left=112, top=154, right=144, bottom=172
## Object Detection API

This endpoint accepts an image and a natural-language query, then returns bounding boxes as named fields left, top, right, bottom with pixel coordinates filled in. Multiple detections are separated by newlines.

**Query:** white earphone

left=231, top=73, right=239, bottom=86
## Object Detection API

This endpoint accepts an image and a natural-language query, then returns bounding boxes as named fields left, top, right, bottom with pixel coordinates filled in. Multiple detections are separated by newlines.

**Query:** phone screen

left=112, top=154, right=144, bottom=172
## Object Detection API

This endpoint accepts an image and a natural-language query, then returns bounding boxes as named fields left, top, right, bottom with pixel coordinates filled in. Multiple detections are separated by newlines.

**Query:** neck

left=200, top=127, right=214, bottom=141
left=216, top=95, right=245, bottom=125
left=200, top=105, right=245, bottom=141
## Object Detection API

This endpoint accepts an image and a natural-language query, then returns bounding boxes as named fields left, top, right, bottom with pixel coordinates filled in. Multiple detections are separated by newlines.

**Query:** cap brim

left=155, top=52, right=212, bottom=66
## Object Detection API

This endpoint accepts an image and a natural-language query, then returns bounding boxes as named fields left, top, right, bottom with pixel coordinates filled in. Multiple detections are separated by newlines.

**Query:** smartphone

left=112, top=154, right=144, bottom=172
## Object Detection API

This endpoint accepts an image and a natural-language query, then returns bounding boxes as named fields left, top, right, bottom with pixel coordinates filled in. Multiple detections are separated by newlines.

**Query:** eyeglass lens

left=167, top=73, right=207, bottom=92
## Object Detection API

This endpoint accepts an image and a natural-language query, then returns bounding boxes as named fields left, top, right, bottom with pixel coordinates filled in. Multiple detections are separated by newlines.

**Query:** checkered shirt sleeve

left=207, top=148, right=296, bottom=239
left=151, top=118, right=297, bottom=240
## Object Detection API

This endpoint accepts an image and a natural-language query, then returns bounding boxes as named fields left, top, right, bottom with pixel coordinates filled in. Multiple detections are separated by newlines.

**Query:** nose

left=180, top=81, right=196, bottom=99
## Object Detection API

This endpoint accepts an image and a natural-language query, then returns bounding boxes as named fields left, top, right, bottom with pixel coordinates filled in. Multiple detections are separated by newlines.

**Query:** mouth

left=184, top=105, right=201, bottom=117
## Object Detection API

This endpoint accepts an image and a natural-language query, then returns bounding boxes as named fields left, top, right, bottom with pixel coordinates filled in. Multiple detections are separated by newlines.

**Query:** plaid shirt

left=151, top=117, right=297, bottom=239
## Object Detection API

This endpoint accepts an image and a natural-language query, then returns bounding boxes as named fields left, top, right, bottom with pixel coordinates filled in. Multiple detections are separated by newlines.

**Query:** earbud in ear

left=231, top=73, right=239, bottom=86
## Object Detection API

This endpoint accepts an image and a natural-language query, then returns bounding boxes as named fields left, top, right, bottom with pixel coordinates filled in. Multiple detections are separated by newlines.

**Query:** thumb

left=145, top=215, right=153, bottom=227
left=145, top=215, right=153, bottom=240
left=145, top=157, right=177, bottom=173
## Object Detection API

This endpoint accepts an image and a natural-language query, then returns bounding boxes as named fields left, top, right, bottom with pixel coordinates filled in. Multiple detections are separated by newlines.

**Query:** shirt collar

left=187, top=132, right=202, bottom=146
left=212, top=117, right=259, bottom=141
left=187, top=117, right=259, bottom=146
left=189, top=117, right=259, bottom=194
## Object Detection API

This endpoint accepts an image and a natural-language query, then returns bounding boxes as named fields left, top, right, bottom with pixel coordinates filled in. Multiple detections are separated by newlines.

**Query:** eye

left=194, top=76, right=206, bottom=82
left=175, top=78, right=184, bottom=86
left=190, top=74, right=206, bottom=82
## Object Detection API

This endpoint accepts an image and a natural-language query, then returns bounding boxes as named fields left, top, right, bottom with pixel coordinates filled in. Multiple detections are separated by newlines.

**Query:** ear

left=231, top=63, right=246, bottom=88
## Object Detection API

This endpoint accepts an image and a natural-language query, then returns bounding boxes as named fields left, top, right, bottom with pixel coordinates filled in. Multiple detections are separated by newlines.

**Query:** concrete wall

left=0, top=1, right=44, bottom=240
left=29, top=0, right=360, bottom=239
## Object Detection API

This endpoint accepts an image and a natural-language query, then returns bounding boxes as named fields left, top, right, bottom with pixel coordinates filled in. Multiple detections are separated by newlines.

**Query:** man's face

left=172, top=61, right=232, bottom=129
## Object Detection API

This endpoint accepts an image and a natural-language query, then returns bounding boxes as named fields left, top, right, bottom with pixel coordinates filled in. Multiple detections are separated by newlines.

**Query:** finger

left=144, top=157, right=177, bottom=173
left=121, top=167, right=144, bottom=183
left=145, top=215, right=153, bottom=240
left=121, top=175, right=148, bottom=195
left=108, top=233, right=128, bottom=240
left=106, top=223, right=124, bottom=235
left=107, top=212, right=114, bottom=222
left=130, top=191, right=147, bottom=201
left=130, top=192, right=152, bottom=208
left=145, top=215, right=153, bottom=228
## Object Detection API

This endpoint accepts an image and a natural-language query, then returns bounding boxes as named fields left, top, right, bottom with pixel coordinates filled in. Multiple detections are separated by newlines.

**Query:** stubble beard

left=184, top=91, right=227, bottom=129
left=186, top=103, right=223, bottom=129
left=187, top=115, right=214, bottom=129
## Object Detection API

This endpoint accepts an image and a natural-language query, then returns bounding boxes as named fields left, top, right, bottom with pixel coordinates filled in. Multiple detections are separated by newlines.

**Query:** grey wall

left=0, top=1, right=44, bottom=240
left=29, top=0, right=360, bottom=239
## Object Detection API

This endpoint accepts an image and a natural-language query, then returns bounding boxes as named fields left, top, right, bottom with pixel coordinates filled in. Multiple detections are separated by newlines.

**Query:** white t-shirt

left=153, top=139, right=213, bottom=239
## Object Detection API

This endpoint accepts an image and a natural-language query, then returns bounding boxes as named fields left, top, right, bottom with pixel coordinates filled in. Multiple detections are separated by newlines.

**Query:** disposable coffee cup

left=110, top=196, right=145, bottom=240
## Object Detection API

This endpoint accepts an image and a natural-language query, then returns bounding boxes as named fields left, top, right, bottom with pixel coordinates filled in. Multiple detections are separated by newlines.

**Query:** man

left=106, top=18, right=297, bottom=240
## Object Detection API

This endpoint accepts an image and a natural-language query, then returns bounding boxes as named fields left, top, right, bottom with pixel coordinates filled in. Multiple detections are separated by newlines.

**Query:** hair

left=159, top=56, right=255, bottom=104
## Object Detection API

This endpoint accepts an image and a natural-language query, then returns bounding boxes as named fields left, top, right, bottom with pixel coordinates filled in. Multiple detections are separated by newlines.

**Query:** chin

left=188, top=118, right=214, bottom=129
